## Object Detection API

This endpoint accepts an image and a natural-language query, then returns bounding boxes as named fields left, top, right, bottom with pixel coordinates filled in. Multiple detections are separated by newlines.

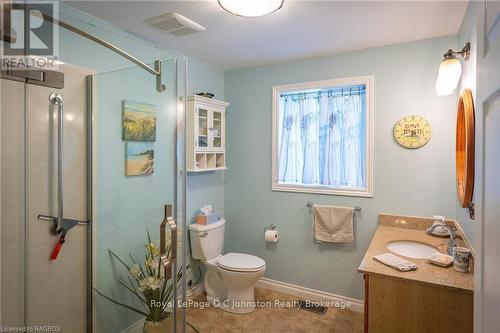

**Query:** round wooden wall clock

left=393, top=115, right=432, bottom=149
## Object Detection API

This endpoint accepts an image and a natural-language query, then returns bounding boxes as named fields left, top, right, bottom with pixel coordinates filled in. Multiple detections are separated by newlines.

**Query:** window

left=272, top=76, right=374, bottom=197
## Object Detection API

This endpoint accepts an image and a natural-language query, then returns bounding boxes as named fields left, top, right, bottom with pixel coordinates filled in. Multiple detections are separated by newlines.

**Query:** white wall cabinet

left=187, top=95, right=229, bottom=172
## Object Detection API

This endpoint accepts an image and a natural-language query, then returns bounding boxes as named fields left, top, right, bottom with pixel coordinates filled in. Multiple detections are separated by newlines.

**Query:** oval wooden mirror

left=456, top=89, right=475, bottom=210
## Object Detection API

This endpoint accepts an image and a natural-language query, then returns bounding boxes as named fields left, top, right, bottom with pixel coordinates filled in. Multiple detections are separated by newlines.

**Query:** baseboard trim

left=256, top=277, right=364, bottom=313
left=120, top=283, right=206, bottom=333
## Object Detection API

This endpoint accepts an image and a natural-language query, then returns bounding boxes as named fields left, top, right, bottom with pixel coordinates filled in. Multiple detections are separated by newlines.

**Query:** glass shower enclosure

left=91, top=59, right=188, bottom=333
left=1, top=6, right=190, bottom=332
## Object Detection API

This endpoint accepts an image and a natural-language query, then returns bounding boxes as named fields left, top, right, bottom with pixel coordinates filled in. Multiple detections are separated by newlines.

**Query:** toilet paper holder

left=264, top=223, right=277, bottom=231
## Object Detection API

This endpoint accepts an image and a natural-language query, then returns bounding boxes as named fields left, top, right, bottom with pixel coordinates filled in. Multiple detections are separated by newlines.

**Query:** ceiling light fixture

left=218, top=0, right=284, bottom=17
left=435, top=42, right=470, bottom=96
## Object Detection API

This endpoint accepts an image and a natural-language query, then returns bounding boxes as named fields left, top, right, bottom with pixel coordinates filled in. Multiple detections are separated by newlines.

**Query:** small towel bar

left=306, top=202, right=361, bottom=212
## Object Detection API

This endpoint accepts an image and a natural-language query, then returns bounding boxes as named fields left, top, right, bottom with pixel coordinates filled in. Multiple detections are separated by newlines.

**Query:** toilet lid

left=217, top=253, right=265, bottom=272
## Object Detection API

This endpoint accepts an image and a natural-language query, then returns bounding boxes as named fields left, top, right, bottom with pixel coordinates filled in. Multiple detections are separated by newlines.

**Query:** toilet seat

left=217, top=252, right=265, bottom=272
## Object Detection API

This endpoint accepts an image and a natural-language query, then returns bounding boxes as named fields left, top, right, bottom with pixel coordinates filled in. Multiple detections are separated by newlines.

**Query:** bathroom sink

left=387, top=240, right=439, bottom=259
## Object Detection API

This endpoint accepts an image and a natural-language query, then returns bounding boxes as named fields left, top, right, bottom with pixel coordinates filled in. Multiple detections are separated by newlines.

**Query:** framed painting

left=122, top=100, right=156, bottom=141
left=125, top=142, right=154, bottom=176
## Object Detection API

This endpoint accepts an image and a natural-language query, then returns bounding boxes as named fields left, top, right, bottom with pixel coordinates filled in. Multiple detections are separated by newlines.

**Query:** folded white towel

left=312, top=205, right=354, bottom=243
left=373, top=253, right=418, bottom=272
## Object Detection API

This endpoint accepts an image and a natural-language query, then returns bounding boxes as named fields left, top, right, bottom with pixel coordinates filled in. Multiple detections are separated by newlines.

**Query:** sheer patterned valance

left=275, top=83, right=369, bottom=193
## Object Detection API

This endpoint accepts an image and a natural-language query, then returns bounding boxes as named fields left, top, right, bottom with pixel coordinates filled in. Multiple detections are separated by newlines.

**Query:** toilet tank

left=188, top=219, right=225, bottom=261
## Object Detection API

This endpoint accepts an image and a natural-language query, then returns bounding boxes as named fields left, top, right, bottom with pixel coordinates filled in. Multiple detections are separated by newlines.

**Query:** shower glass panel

left=91, top=58, right=187, bottom=333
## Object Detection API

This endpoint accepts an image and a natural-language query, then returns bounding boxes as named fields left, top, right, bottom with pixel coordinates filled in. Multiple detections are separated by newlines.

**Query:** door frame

left=474, top=1, right=500, bottom=331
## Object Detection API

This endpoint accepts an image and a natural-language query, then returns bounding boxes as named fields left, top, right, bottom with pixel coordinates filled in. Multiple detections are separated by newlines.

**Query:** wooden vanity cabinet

left=363, top=273, right=473, bottom=333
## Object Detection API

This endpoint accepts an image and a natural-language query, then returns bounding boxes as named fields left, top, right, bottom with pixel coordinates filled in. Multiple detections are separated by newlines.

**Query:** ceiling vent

left=145, top=12, right=205, bottom=36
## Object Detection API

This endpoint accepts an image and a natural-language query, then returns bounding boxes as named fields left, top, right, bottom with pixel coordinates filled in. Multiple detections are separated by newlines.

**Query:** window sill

left=272, top=182, right=373, bottom=198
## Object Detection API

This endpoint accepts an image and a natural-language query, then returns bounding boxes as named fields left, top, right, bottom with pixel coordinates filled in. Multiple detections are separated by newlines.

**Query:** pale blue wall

left=224, top=36, right=458, bottom=300
left=59, top=4, right=225, bottom=243
left=93, top=63, right=178, bottom=333
left=455, top=1, right=480, bottom=247
left=58, top=0, right=463, bottom=317
left=186, top=57, right=225, bottom=223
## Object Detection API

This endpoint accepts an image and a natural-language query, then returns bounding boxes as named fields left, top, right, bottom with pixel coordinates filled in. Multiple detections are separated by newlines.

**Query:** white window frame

left=271, top=76, right=374, bottom=197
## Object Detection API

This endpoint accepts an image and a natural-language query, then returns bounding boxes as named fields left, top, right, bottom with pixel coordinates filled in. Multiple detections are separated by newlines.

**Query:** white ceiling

left=67, top=1, right=468, bottom=70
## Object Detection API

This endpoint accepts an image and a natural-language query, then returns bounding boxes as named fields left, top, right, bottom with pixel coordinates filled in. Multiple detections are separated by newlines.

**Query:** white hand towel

left=373, top=253, right=418, bottom=272
left=312, top=205, right=354, bottom=243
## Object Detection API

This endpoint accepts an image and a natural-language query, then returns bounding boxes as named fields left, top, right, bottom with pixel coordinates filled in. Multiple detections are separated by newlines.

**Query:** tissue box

left=196, top=212, right=221, bottom=225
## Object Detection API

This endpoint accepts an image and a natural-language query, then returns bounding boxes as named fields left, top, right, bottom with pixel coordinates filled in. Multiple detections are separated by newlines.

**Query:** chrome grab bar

left=50, top=92, right=64, bottom=233
left=37, top=93, right=88, bottom=260
left=38, top=93, right=88, bottom=232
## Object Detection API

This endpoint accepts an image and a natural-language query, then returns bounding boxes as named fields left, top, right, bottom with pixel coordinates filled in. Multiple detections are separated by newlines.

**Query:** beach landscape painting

left=122, top=101, right=157, bottom=141
left=125, top=142, right=154, bottom=176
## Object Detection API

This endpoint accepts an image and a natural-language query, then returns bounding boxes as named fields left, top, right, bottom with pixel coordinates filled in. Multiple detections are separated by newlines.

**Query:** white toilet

left=189, top=219, right=266, bottom=314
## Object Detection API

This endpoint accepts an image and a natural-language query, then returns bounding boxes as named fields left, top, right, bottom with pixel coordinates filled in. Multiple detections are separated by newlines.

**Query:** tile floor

left=186, top=288, right=363, bottom=333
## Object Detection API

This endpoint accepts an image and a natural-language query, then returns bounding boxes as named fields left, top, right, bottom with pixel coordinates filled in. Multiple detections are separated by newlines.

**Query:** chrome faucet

left=426, top=223, right=457, bottom=256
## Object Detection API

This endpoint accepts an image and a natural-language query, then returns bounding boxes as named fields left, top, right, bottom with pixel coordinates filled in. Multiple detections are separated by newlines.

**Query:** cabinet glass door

left=197, top=108, right=209, bottom=148
left=211, top=109, right=223, bottom=149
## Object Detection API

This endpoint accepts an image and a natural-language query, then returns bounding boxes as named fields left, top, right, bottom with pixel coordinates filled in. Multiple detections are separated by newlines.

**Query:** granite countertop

left=358, top=214, right=474, bottom=292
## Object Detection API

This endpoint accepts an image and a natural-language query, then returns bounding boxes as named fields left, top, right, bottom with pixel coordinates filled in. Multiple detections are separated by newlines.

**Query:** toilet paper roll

left=265, top=230, right=279, bottom=242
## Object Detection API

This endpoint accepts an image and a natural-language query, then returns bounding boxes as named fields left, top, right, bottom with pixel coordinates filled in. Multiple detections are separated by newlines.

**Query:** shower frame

left=1, top=5, right=167, bottom=93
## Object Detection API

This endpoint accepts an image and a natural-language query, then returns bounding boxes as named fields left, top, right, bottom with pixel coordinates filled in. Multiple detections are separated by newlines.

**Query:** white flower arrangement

left=93, top=231, right=198, bottom=332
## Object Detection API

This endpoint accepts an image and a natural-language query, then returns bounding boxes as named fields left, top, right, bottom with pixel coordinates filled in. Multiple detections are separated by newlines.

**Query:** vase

left=143, top=316, right=172, bottom=333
